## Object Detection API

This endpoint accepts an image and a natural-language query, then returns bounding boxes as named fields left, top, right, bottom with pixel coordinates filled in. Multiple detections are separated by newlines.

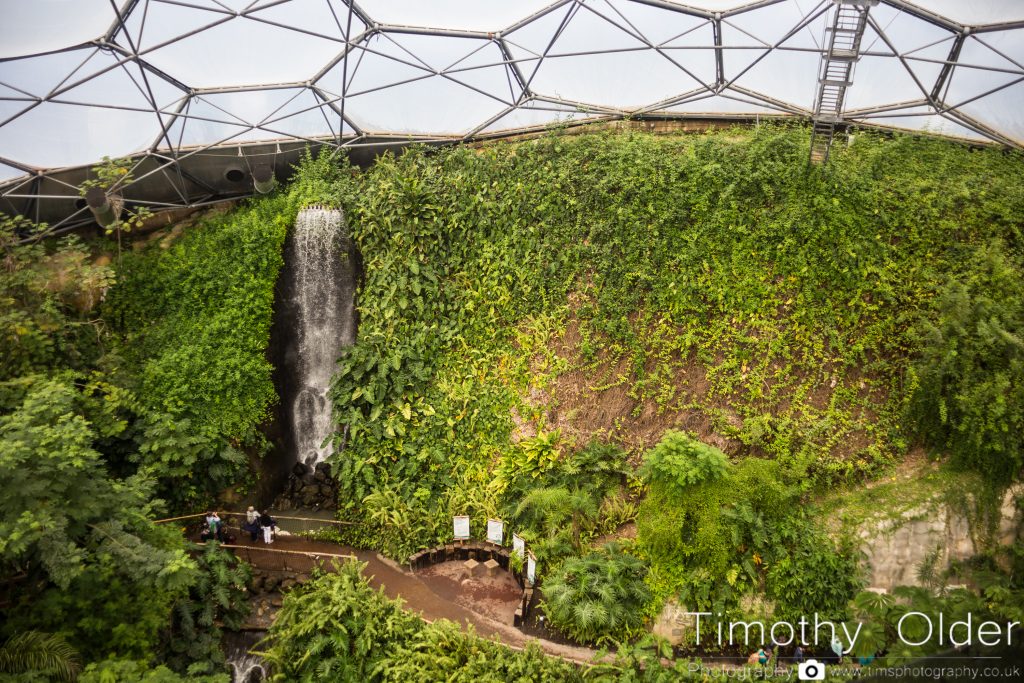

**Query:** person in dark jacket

left=259, top=511, right=275, bottom=544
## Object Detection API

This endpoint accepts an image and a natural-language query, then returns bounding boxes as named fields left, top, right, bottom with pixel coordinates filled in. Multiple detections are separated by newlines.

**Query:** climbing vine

left=327, top=126, right=1024, bottom=561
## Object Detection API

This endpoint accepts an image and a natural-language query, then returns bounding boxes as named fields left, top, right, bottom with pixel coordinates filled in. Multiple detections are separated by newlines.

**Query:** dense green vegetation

left=262, top=559, right=739, bottom=682
left=0, top=159, right=334, bottom=677
left=261, top=560, right=580, bottom=682
left=324, top=124, right=1023, bottom=551
left=308, top=125, right=1023, bottom=648
left=542, top=544, right=651, bottom=644
left=104, top=196, right=290, bottom=506
left=3, top=125, right=1023, bottom=677
left=635, top=431, right=862, bottom=623
left=908, top=240, right=1024, bottom=482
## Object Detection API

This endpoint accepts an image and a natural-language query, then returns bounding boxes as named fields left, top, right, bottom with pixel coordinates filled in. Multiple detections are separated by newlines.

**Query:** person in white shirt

left=244, top=506, right=260, bottom=541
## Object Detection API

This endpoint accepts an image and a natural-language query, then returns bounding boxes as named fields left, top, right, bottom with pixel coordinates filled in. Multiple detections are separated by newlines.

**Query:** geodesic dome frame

left=1, top=0, right=1022, bottom=230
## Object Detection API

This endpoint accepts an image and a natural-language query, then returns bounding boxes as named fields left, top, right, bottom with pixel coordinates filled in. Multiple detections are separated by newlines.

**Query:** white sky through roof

left=0, top=0, right=1022, bottom=215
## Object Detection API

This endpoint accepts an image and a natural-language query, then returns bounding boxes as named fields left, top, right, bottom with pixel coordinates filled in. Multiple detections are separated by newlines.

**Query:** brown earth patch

left=514, top=306, right=894, bottom=466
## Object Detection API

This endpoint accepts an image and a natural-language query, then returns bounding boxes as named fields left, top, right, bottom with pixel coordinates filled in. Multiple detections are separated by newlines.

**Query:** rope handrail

left=153, top=511, right=358, bottom=526
left=194, top=542, right=357, bottom=560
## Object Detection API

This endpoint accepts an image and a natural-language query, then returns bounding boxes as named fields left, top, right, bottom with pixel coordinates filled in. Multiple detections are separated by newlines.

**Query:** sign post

left=512, top=533, right=525, bottom=560
left=486, top=518, right=504, bottom=545
left=453, top=515, right=470, bottom=541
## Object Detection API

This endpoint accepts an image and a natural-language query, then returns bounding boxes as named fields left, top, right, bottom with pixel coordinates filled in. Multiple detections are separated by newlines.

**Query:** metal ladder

left=809, top=0, right=876, bottom=165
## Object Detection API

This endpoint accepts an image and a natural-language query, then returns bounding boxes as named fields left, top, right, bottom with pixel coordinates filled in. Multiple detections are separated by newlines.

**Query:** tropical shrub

left=640, top=431, right=729, bottom=496
left=542, top=545, right=651, bottom=644
left=554, top=439, right=633, bottom=495
left=908, top=240, right=1024, bottom=483
left=78, top=659, right=230, bottom=682
left=636, top=435, right=737, bottom=575
left=377, top=620, right=580, bottom=683
left=764, top=518, right=864, bottom=621
left=0, top=631, right=80, bottom=682
left=260, top=560, right=422, bottom=681
left=838, top=552, right=1024, bottom=668
left=163, top=542, right=251, bottom=674
left=261, top=560, right=579, bottom=682
left=515, top=486, right=600, bottom=562
left=636, top=437, right=860, bottom=619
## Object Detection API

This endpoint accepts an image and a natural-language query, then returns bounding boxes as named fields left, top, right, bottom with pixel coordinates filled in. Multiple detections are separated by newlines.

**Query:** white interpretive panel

left=486, top=518, right=503, bottom=545
left=453, top=515, right=470, bottom=540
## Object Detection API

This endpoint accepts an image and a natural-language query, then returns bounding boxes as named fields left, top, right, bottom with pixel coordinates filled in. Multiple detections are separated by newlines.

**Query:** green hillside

left=325, top=125, right=1022, bottom=546
left=3, top=125, right=1022, bottom=678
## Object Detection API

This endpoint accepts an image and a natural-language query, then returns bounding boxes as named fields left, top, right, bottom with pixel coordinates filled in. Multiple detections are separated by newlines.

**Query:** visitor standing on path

left=259, top=511, right=275, bottom=544
left=244, top=506, right=260, bottom=541
left=831, top=636, right=844, bottom=663
left=203, top=511, right=223, bottom=541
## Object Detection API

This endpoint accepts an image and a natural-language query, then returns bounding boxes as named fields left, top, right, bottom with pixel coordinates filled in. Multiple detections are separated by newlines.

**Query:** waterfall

left=224, top=630, right=268, bottom=683
left=288, top=206, right=355, bottom=467
left=228, top=654, right=267, bottom=683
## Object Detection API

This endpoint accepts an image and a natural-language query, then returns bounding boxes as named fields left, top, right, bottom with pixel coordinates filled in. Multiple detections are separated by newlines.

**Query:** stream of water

left=289, top=206, right=355, bottom=467
left=224, top=630, right=268, bottom=683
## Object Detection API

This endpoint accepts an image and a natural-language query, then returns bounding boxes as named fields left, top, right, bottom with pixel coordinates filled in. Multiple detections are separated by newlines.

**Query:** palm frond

left=0, top=631, right=81, bottom=682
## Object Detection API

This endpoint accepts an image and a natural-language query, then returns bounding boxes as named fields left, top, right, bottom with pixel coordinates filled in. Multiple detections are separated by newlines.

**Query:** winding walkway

left=196, top=530, right=602, bottom=665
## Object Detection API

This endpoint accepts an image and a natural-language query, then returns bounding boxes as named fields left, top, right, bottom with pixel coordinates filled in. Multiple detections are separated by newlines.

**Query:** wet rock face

left=652, top=599, right=695, bottom=647
left=273, top=461, right=338, bottom=511
left=859, top=484, right=1024, bottom=590
left=243, top=568, right=303, bottom=630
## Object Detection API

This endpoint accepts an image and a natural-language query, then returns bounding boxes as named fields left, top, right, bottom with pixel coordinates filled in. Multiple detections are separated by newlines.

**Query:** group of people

left=243, top=506, right=277, bottom=544
left=749, top=638, right=862, bottom=669
left=200, top=507, right=277, bottom=544
left=200, top=511, right=226, bottom=542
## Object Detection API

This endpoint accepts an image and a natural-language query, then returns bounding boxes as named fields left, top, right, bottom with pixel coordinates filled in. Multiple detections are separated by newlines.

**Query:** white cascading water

left=289, top=206, right=355, bottom=467
left=228, top=654, right=267, bottom=683
left=224, top=632, right=268, bottom=683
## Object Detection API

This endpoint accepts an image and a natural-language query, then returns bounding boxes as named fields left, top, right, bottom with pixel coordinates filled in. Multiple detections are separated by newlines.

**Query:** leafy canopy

left=908, top=240, right=1024, bottom=483
left=640, top=430, right=729, bottom=496
left=542, top=544, right=652, bottom=645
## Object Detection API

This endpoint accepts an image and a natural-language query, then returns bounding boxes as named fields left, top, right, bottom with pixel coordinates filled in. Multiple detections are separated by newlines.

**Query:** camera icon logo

left=798, top=659, right=826, bottom=680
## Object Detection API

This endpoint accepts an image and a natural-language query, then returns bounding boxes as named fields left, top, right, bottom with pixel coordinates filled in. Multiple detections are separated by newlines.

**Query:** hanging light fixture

left=252, top=162, right=277, bottom=194
left=85, top=187, right=123, bottom=228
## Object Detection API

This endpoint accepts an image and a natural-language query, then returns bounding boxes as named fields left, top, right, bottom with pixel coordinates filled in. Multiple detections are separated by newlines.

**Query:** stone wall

left=859, top=485, right=1023, bottom=591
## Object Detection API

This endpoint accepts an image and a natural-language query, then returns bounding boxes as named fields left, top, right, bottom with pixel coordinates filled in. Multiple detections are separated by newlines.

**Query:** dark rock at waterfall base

left=273, top=461, right=340, bottom=512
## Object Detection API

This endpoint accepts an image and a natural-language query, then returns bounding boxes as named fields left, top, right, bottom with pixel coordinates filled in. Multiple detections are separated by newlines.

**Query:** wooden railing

left=156, top=511, right=359, bottom=571
left=153, top=511, right=358, bottom=527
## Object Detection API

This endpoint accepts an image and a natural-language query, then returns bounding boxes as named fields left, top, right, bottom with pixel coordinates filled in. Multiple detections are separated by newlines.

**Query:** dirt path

left=203, top=531, right=602, bottom=665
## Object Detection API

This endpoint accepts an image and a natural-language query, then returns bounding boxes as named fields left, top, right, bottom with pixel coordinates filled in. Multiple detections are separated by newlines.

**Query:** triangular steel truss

left=1, top=0, right=1022, bottom=227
